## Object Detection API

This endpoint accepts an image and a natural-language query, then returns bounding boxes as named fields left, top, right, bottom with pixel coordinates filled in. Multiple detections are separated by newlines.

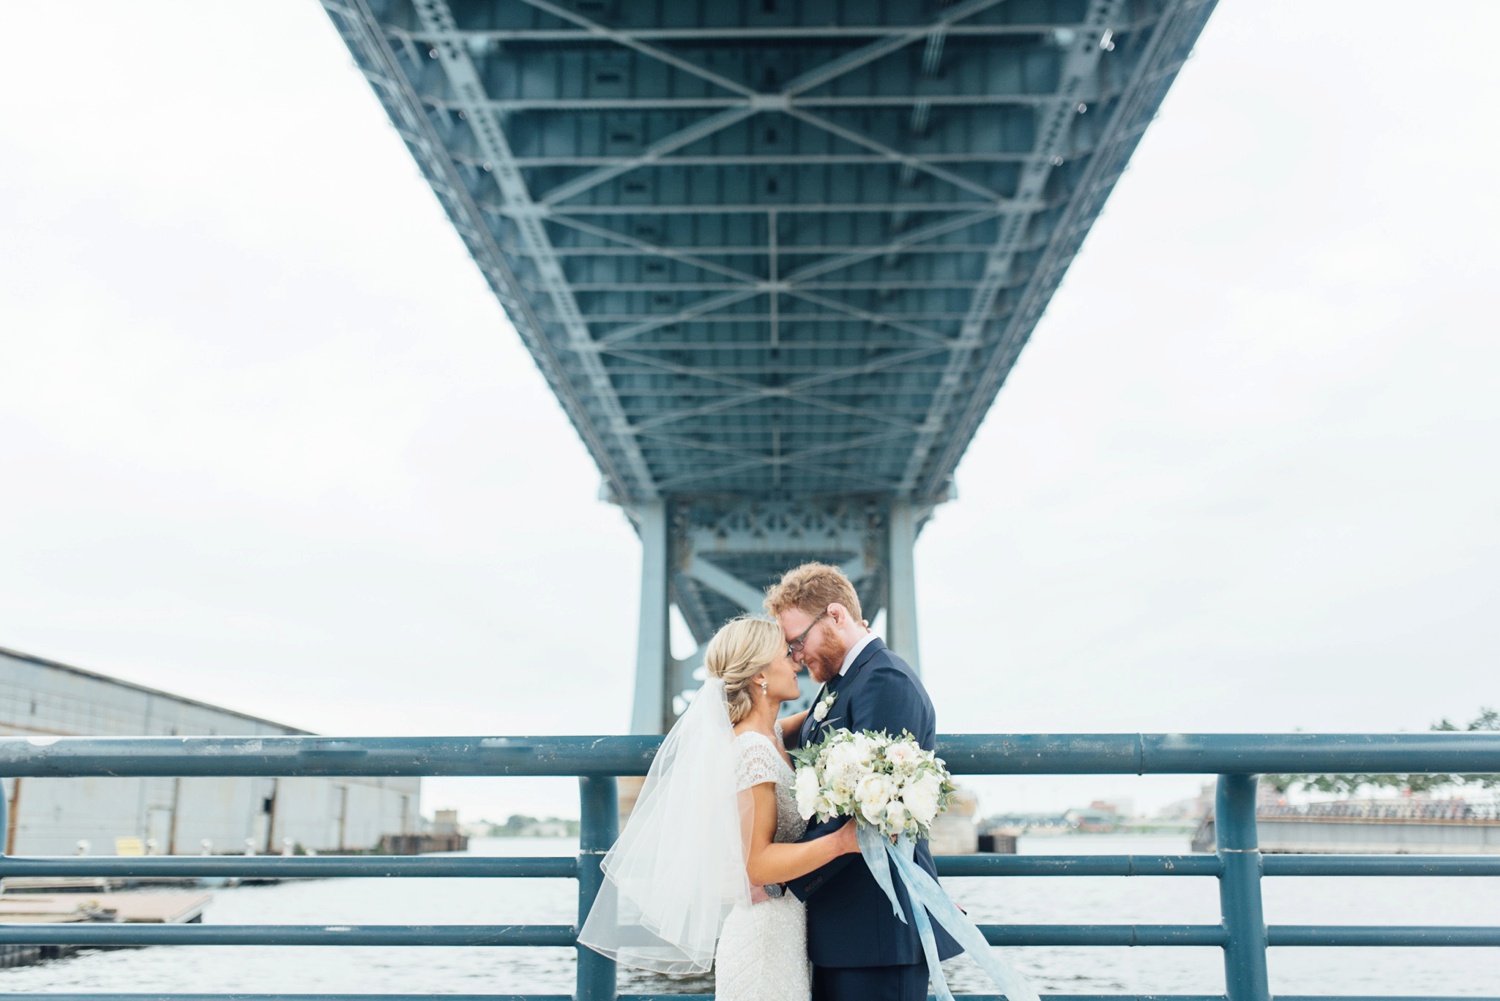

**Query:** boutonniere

left=812, top=690, right=838, bottom=724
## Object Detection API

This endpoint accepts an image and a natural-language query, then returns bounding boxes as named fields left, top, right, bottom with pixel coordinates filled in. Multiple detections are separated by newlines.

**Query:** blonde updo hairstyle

left=704, top=617, right=785, bottom=724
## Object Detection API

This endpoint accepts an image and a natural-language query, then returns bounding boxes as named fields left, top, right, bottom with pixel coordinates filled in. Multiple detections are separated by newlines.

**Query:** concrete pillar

left=630, top=501, right=670, bottom=734
left=885, top=500, right=921, bottom=673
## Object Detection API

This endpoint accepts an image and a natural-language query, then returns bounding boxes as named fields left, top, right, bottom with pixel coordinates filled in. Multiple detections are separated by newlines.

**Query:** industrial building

left=1, top=645, right=419, bottom=856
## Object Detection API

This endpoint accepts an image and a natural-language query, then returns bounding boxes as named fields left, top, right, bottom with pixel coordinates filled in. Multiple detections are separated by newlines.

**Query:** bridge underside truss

left=326, top=0, right=1215, bottom=729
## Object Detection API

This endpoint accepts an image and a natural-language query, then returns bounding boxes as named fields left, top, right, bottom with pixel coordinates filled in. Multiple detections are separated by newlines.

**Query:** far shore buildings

left=1, top=645, right=419, bottom=856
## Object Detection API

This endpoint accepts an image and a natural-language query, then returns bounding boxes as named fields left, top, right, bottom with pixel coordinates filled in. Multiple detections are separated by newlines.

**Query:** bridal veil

left=577, top=677, right=752, bottom=974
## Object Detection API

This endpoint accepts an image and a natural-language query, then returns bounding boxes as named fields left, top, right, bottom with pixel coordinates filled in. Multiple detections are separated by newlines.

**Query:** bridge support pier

left=625, top=497, right=936, bottom=732
left=629, top=502, right=670, bottom=735
left=884, top=500, right=921, bottom=673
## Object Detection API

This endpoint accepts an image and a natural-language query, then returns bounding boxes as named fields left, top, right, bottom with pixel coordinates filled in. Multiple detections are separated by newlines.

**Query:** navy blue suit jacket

left=787, top=637, right=961, bottom=968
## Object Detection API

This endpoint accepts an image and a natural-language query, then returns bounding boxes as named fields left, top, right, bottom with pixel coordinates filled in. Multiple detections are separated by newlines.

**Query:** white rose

left=885, top=799, right=910, bottom=831
left=824, top=742, right=863, bottom=791
left=885, top=741, right=920, bottom=769
left=855, top=774, right=893, bottom=824
left=794, top=766, right=821, bottom=819
left=902, top=773, right=943, bottom=825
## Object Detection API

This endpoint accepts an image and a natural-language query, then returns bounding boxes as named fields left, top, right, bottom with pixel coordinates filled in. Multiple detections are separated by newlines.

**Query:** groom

left=765, top=562, right=961, bottom=1001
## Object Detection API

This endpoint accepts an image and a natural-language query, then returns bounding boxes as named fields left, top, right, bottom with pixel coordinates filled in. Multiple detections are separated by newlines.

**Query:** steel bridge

left=323, top=0, right=1217, bottom=732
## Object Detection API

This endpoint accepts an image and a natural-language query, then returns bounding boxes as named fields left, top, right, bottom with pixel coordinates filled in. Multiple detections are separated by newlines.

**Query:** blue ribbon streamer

left=856, top=823, right=903, bottom=919
left=860, top=830, right=1041, bottom=1001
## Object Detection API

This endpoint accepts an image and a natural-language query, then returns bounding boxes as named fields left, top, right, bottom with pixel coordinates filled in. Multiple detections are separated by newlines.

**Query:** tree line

left=1264, top=708, right=1498, bottom=796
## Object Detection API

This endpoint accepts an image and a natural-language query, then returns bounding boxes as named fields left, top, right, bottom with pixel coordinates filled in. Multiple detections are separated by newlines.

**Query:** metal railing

left=2, top=732, right=1499, bottom=1001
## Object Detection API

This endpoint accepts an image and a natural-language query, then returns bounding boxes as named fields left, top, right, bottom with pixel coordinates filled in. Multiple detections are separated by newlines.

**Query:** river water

left=3, top=834, right=1494, bottom=996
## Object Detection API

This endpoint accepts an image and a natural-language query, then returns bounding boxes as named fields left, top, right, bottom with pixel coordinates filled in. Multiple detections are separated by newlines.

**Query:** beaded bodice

left=731, top=723, right=808, bottom=844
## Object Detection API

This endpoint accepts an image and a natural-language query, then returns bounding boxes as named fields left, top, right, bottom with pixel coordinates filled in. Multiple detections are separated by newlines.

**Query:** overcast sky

left=2, top=2, right=1496, bottom=821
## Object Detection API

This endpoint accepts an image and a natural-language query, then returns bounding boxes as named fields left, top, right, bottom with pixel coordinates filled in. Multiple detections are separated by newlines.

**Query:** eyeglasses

left=786, top=611, right=828, bottom=657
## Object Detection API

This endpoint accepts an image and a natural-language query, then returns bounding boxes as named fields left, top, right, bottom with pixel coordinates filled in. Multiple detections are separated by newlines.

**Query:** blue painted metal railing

left=2, top=732, right=1499, bottom=1001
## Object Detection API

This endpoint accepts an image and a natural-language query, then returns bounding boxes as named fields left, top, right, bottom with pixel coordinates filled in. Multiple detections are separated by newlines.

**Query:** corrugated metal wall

left=1, top=648, right=420, bottom=855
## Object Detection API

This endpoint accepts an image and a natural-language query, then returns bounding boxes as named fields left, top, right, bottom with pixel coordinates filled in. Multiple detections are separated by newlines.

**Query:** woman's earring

left=761, top=678, right=768, bottom=696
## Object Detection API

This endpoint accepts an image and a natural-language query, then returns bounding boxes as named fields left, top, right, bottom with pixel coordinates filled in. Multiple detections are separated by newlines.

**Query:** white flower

left=885, top=799, right=910, bottom=830
left=794, top=765, right=822, bottom=820
left=855, top=774, right=893, bottom=824
left=901, top=772, right=943, bottom=825
left=824, top=740, right=863, bottom=791
left=811, top=691, right=837, bottom=723
left=885, top=740, right=920, bottom=769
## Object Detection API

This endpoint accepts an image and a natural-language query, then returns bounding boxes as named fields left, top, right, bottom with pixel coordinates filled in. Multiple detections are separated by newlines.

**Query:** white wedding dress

left=713, top=722, right=811, bottom=1001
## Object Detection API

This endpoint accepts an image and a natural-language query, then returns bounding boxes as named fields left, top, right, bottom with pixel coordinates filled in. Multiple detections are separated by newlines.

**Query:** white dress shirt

left=838, top=630, right=878, bottom=676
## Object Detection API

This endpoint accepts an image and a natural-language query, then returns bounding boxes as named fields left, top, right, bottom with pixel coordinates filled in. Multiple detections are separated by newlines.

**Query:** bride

left=578, top=617, right=859, bottom=999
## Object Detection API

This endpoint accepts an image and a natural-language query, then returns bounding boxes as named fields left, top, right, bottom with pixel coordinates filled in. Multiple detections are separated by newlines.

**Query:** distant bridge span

left=324, top=0, right=1216, bottom=731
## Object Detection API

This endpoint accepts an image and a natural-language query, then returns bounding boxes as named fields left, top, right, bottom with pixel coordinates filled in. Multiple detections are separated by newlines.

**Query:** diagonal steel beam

left=409, top=0, right=657, bottom=499
left=934, top=9, right=1211, bottom=493
left=545, top=215, right=762, bottom=285
left=644, top=390, right=925, bottom=432
left=511, top=0, right=756, bottom=98
left=681, top=556, right=765, bottom=614
left=509, top=0, right=766, bottom=209
left=780, top=0, right=1010, bottom=97
left=638, top=432, right=897, bottom=479
left=792, top=392, right=939, bottom=442
left=894, top=0, right=1164, bottom=498
left=657, top=455, right=895, bottom=493
left=782, top=208, right=1001, bottom=285
left=606, top=351, right=942, bottom=433
left=540, top=105, right=757, bottom=207
left=777, top=287, right=952, bottom=347
left=604, top=349, right=786, bottom=396
left=783, top=107, right=1004, bottom=203
left=597, top=288, right=764, bottom=347
left=635, top=344, right=947, bottom=432
left=327, top=0, right=652, bottom=501
left=638, top=428, right=908, bottom=464
left=519, top=0, right=1012, bottom=211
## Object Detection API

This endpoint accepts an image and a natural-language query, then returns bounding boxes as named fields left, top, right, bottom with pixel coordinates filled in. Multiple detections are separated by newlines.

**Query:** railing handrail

left=3, top=733, right=1499, bottom=1001
left=4, top=731, right=1499, bottom=777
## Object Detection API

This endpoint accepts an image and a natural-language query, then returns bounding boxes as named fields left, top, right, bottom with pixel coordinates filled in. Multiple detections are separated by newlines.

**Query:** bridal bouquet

left=790, top=728, right=955, bottom=840
left=790, top=726, right=1039, bottom=1001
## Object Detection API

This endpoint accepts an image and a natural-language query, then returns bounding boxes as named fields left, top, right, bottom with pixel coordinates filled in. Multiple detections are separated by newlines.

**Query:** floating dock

left=0, top=890, right=211, bottom=968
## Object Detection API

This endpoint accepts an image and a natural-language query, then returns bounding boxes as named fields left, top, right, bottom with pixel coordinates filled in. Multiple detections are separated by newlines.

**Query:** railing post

left=1216, top=773, right=1270, bottom=1001
left=577, top=775, right=619, bottom=1001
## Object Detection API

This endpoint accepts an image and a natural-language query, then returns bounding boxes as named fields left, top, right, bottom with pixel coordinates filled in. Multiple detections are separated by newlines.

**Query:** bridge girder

left=324, top=0, right=1216, bottom=730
